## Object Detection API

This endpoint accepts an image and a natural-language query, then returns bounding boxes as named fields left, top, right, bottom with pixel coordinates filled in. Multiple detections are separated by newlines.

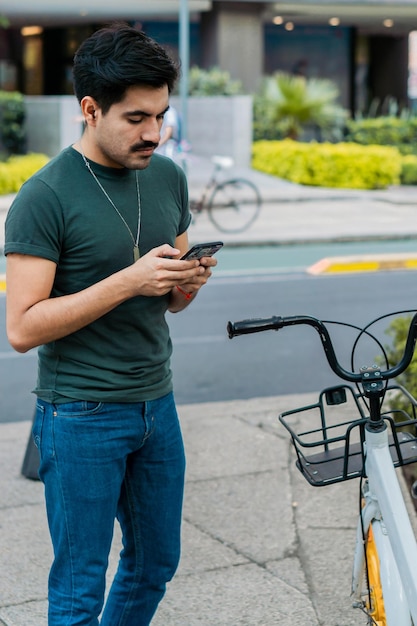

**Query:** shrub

left=254, top=72, right=348, bottom=141
left=252, top=139, right=401, bottom=189
left=0, top=153, right=49, bottom=194
left=380, top=315, right=417, bottom=415
left=346, top=117, right=417, bottom=156
left=381, top=314, right=417, bottom=505
left=0, top=90, right=26, bottom=156
left=187, top=66, right=243, bottom=96
left=253, top=93, right=287, bottom=141
left=400, top=154, right=417, bottom=185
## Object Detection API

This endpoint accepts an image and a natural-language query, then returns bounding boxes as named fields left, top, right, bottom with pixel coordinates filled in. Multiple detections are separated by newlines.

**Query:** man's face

left=92, top=84, right=169, bottom=169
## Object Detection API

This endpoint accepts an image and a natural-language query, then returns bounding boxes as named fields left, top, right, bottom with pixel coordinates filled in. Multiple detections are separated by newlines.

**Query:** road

left=217, top=239, right=417, bottom=274
left=1, top=242, right=417, bottom=422
left=170, top=268, right=417, bottom=404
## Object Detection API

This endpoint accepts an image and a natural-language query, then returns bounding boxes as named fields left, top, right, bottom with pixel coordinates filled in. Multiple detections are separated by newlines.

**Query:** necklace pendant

left=81, top=152, right=142, bottom=265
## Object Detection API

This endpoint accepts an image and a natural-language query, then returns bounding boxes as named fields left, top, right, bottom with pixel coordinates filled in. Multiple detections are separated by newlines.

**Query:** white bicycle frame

left=351, top=424, right=417, bottom=624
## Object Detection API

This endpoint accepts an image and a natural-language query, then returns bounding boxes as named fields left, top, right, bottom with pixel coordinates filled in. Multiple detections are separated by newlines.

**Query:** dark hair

left=73, top=23, right=180, bottom=113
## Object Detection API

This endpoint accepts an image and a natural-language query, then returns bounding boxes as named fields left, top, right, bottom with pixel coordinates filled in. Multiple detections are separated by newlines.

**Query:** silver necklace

left=81, top=151, right=141, bottom=262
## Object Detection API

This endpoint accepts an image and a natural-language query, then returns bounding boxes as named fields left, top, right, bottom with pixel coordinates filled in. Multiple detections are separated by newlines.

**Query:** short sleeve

left=5, top=178, right=64, bottom=263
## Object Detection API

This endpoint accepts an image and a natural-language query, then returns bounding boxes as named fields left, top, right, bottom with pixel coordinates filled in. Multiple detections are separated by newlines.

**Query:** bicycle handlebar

left=227, top=313, right=417, bottom=383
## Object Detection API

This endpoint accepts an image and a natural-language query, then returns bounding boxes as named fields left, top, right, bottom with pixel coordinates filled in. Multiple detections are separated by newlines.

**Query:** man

left=156, top=105, right=181, bottom=160
left=5, top=23, right=216, bottom=626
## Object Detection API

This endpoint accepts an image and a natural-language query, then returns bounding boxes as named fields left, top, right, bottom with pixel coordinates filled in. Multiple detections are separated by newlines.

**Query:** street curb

left=308, top=252, right=417, bottom=275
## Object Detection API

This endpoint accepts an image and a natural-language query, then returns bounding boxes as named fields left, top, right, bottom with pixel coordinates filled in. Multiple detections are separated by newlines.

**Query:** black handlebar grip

left=228, top=311, right=417, bottom=383
left=227, top=316, right=283, bottom=338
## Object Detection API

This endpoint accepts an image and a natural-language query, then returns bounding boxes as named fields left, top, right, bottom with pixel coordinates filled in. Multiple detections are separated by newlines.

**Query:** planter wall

left=171, top=95, right=252, bottom=168
left=24, top=94, right=253, bottom=168
left=24, top=95, right=83, bottom=156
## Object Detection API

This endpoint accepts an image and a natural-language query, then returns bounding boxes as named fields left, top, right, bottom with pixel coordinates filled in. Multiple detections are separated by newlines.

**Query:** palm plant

left=260, top=72, right=348, bottom=140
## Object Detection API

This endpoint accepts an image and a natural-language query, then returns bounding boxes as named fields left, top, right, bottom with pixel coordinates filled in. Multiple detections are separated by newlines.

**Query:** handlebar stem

left=362, top=378, right=385, bottom=426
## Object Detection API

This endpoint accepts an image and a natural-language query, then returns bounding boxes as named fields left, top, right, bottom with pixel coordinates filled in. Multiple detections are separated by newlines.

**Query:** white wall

left=24, top=96, right=82, bottom=156
left=171, top=95, right=252, bottom=168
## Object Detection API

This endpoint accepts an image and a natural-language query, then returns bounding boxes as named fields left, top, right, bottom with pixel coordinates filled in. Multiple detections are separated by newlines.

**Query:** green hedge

left=346, top=117, right=417, bottom=156
left=400, top=154, right=417, bottom=185
left=0, top=153, right=49, bottom=194
left=0, top=90, right=26, bottom=156
left=252, top=139, right=402, bottom=189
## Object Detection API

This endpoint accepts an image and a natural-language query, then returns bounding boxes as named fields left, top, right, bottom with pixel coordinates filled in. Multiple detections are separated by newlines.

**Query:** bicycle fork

left=351, top=424, right=417, bottom=625
left=352, top=486, right=410, bottom=624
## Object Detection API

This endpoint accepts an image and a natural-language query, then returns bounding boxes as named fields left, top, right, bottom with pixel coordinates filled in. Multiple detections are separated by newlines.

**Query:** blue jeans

left=33, top=392, right=185, bottom=626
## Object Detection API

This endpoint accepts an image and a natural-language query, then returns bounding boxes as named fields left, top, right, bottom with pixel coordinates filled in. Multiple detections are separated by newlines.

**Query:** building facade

left=1, top=1, right=417, bottom=116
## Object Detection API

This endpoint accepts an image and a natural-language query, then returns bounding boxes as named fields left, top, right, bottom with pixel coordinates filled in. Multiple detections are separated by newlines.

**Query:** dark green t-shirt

left=5, top=147, right=191, bottom=403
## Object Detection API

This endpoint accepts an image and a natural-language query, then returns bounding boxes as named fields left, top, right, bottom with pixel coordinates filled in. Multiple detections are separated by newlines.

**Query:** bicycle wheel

left=207, top=178, right=261, bottom=233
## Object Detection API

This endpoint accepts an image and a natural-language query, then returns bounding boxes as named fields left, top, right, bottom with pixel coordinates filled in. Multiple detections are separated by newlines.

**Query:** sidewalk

left=3, top=394, right=417, bottom=626
left=1, top=159, right=417, bottom=625
left=184, top=154, right=417, bottom=248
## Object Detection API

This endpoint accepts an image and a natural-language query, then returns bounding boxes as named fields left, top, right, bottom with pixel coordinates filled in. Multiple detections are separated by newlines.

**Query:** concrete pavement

left=184, top=154, right=417, bottom=248
left=1, top=395, right=417, bottom=625
left=1, top=156, right=417, bottom=624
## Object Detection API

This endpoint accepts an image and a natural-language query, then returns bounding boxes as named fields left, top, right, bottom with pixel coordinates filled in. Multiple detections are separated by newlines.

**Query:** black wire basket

left=279, top=384, right=417, bottom=487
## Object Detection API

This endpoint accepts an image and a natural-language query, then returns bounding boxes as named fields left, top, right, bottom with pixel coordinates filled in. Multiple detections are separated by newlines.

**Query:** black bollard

left=21, top=417, right=40, bottom=481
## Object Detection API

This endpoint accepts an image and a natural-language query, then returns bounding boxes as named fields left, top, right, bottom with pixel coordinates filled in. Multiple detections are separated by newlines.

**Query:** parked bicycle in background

left=188, top=155, right=262, bottom=234
left=163, top=132, right=262, bottom=234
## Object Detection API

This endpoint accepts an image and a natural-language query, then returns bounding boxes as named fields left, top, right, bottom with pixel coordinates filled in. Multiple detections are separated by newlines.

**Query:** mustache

left=131, top=141, right=159, bottom=151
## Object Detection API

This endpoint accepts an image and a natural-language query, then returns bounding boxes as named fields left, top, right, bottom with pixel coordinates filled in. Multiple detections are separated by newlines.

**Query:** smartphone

left=181, top=241, right=223, bottom=260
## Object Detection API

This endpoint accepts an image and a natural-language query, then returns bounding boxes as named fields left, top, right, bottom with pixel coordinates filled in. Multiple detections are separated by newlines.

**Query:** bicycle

left=227, top=312, right=417, bottom=625
left=189, top=155, right=262, bottom=234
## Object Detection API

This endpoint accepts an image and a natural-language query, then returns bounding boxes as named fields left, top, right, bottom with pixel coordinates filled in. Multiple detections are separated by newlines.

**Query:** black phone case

left=181, top=241, right=223, bottom=260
